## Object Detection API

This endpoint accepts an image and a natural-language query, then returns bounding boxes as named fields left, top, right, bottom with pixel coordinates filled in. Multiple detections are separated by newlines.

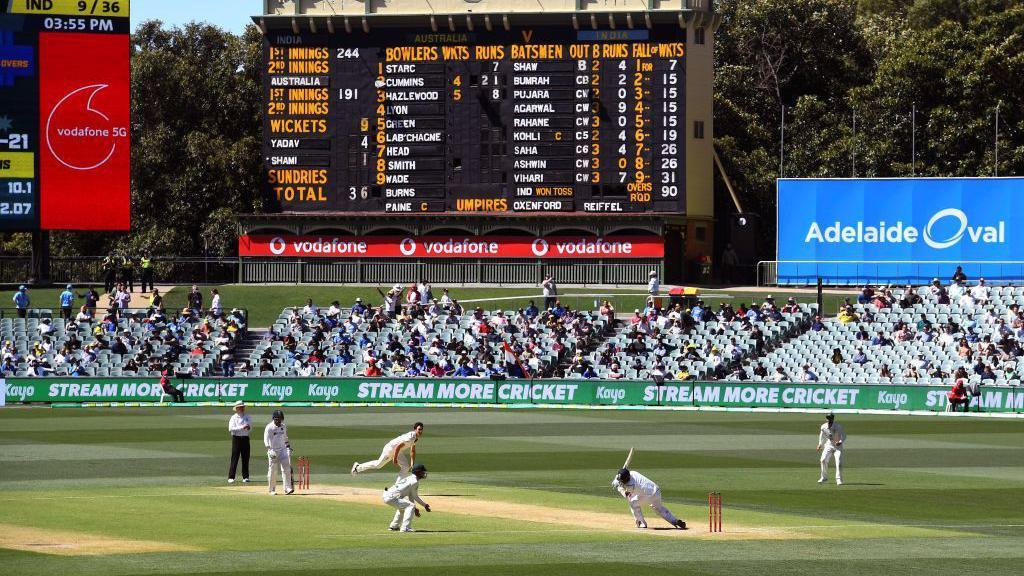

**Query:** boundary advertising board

left=6, top=378, right=1024, bottom=413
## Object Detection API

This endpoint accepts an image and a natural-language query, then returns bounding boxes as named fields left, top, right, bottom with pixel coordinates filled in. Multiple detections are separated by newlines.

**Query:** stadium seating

left=757, top=286, right=1024, bottom=385
left=0, top=308, right=246, bottom=377
left=246, top=304, right=611, bottom=378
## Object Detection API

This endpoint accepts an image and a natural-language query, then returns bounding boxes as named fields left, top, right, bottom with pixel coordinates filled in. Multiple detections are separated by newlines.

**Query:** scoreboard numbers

left=263, top=25, right=686, bottom=214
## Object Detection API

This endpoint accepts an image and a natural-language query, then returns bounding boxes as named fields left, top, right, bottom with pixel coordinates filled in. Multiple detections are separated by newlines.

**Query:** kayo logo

left=45, top=84, right=126, bottom=170
left=804, top=208, right=1005, bottom=250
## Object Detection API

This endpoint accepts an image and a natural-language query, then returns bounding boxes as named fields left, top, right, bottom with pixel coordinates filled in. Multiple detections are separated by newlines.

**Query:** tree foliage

left=715, top=0, right=1024, bottom=258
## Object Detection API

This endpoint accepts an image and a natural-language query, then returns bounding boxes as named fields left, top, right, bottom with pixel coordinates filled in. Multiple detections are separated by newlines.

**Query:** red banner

left=39, top=32, right=130, bottom=230
left=239, top=235, right=664, bottom=259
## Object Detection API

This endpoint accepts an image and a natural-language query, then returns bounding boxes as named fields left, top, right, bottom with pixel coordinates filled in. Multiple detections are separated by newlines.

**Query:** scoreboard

left=263, top=24, right=687, bottom=215
left=0, top=0, right=130, bottom=231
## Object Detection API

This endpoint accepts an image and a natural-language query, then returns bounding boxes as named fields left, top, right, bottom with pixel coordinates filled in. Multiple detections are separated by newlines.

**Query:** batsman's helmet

left=411, top=464, right=427, bottom=478
left=272, top=409, right=284, bottom=421
left=618, top=468, right=631, bottom=483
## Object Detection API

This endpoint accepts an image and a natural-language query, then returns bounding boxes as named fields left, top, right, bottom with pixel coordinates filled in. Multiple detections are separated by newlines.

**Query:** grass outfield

left=12, top=285, right=853, bottom=326
left=1, top=407, right=1023, bottom=575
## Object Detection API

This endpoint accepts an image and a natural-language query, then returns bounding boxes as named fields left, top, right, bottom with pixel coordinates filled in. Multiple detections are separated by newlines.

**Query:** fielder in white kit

left=383, top=464, right=431, bottom=532
left=264, top=409, right=294, bottom=495
left=352, top=422, right=423, bottom=479
left=612, top=467, right=687, bottom=530
left=817, top=412, right=846, bottom=485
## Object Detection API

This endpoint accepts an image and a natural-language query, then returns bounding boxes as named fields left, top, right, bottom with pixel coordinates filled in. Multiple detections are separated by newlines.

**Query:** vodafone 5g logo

left=45, top=84, right=128, bottom=171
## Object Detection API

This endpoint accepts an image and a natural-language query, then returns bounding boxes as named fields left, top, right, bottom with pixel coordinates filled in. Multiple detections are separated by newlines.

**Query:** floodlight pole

left=995, top=101, right=1000, bottom=177
left=779, top=105, right=785, bottom=178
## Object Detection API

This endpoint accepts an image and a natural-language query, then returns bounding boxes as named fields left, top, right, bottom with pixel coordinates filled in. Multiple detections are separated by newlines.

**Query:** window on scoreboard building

left=695, top=27, right=706, bottom=45
left=694, top=121, right=705, bottom=139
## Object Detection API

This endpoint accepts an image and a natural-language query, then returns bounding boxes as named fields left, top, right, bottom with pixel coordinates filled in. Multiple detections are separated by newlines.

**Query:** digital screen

left=263, top=25, right=686, bottom=214
left=0, top=0, right=129, bottom=231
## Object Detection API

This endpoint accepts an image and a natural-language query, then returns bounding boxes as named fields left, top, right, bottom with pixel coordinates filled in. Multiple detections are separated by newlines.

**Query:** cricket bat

left=623, top=447, right=634, bottom=469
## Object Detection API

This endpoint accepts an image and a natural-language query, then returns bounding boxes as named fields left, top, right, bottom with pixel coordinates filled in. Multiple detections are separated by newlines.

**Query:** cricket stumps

left=708, top=491, right=722, bottom=533
left=296, top=456, right=310, bottom=491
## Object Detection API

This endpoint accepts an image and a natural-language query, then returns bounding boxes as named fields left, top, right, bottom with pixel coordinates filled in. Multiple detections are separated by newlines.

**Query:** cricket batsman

left=352, top=422, right=423, bottom=479
left=264, top=409, right=294, bottom=495
left=383, top=463, right=431, bottom=532
left=817, top=412, right=846, bottom=485
left=612, top=468, right=687, bottom=530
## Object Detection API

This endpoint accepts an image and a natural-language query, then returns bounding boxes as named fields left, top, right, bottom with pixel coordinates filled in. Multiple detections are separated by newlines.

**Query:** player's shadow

left=837, top=482, right=885, bottom=486
left=422, top=494, right=473, bottom=497
left=651, top=527, right=687, bottom=531
left=410, top=529, right=463, bottom=533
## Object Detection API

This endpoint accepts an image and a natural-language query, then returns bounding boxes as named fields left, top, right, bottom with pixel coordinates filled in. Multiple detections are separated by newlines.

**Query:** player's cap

left=66, top=284, right=73, bottom=289
left=649, top=270, right=657, bottom=276
left=272, top=409, right=284, bottom=421
left=411, top=464, right=427, bottom=476
left=18, top=285, right=25, bottom=290
left=825, top=412, right=835, bottom=420
left=617, top=468, right=631, bottom=483
left=233, top=400, right=245, bottom=409
left=355, top=297, right=362, bottom=302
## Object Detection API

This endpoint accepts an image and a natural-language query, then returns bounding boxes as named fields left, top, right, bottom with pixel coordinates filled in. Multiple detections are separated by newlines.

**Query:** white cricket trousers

left=268, top=448, right=293, bottom=492
left=820, top=445, right=843, bottom=483
left=627, top=491, right=679, bottom=526
left=384, top=495, right=415, bottom=530
left=356, top=443, right=411, bottom=478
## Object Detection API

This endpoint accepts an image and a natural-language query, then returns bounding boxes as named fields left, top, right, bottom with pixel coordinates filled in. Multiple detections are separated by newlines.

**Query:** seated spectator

left=871, top=331, right=893, bottom=347
left=857, top=285, right=874, bottom=305
left=899, top=286, right=922, bottom=308
left=830, top=348, right=844, bottom=365
left=837, top=308, right=858, bottom=324
left=971, top=278, right=990, bottom=305
left=160, top=373, right=185, bottom=403
left=947, top=379, right=969, bottom=412
left=903, top=365, right=922, bottom=379
left=364, top=359, right=382, bottom=377
left=753, top=363, right=768, bottom=378
left=810, top=315, right=826, bottom=332
left=879, top=364, right=893, bottom=379
left=801, top=364, right=819, bottom=382
left=852, top=347, right=868, bottom=364
left=771, top=366, right=789, bottom=382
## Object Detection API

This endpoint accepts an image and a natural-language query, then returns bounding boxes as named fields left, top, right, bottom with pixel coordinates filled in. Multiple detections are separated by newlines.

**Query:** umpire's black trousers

left=229, top=435, right=251, bottom=480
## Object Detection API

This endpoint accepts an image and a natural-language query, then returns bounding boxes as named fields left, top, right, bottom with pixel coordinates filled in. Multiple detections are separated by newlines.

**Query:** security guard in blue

left=59, top=285, right=75, bottom=321
left=12, top=285, right=29, bottom=319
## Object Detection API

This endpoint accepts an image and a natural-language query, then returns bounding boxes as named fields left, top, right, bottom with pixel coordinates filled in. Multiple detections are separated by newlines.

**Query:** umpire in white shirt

left=227, top=401, right=252, bottom=483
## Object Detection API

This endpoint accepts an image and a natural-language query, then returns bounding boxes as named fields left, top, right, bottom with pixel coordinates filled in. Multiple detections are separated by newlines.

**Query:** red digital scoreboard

left=0, top=0, right=130, bottom=231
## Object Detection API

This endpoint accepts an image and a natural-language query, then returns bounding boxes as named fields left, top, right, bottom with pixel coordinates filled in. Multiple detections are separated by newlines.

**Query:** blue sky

left=131, top=0, right=258, bottom=34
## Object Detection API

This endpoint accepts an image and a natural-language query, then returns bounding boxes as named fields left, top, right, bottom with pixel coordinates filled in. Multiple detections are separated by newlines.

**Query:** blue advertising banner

left=776, top=178, right=1024, bottom=285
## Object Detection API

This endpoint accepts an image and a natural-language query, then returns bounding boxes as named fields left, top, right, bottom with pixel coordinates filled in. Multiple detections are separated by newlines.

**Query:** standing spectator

left=951, top=266, right=968, bottom=284
left=210, top=289, right=222, bottom=318
left=58, top=284, right=75, bottom=321
left=120, top=254, right=135, bottom=293
left=81, top=286, right=99, bottom=316
left=12, top=285, right=29, bottom=318
left=187, top=285, right=203, bottom=315
left=139, top=253, right=154, bottom=293
left=720, top=243, right=739, bottom=284
left=220, top=342, right=235, bottom=377
left=541, top=275, right=557, bottom=309
left=647, top=271, right=660, bottom=296
left=227, top=401, right=252, bottom=484
left=101, top=254, right=117, bottom=294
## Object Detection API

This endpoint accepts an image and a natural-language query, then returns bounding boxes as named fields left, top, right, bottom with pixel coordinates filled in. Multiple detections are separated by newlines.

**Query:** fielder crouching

left=383, top=464, right=430, bottom=532
left=612, top=468, right=686, bottom=530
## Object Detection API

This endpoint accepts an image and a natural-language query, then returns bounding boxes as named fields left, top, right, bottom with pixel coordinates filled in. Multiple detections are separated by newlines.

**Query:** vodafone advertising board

left=239, top=235, right=664, bottom=259
left=39, top=32, right=130, bottom=230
